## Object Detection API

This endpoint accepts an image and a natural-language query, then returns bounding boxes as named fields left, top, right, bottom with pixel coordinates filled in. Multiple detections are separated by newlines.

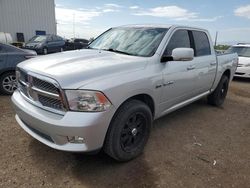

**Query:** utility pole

left=73, top=12, right=75, bottom=38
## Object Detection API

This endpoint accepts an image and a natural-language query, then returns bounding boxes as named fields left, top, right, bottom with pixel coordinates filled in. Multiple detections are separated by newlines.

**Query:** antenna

left=214, top=31, right=218, bottom=46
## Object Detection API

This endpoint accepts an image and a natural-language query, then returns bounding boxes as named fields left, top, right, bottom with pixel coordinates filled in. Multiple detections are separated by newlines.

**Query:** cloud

left=234, top=5, right=250, bottom=19
left=216, top=27, right=250, bottom=44
left=56, top=7, right=102, bottom=25
left=176, top=16, right=223, bottom=22
left=133, top=6, right=197, bottom=19
left=56, top=5, right=120, bottom=25
left=104, top=3, right=122, bottom=8
left=55, top=5, right=119, bottom=39
left=130, top=6, right=139, bottom=10
left=132, top=5, right=221, bottom=22
left=102, top=8, right=119, bottom=13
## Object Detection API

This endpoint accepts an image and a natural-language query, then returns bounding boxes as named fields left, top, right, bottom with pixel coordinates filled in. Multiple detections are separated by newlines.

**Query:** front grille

left=38, top=95, right=64, bottom=110
left=17, top=69, right=66, bottom=112
left=33, top=77, right=59, bottom=94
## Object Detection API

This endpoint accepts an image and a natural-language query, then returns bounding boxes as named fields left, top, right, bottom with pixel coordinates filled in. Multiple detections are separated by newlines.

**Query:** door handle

left=210, top=62, right=217, bottom=66
left=163, top=81, right=174, bottom=86
left=187, top=65, right=196, bottom=70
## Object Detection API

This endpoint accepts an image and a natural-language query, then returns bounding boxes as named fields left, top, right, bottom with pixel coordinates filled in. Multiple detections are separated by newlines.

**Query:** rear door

left=190, top=30, right=217, bottom=94
left=0, top=45, right=8, bottom=69
left=46, top=35, right=55, bottom=52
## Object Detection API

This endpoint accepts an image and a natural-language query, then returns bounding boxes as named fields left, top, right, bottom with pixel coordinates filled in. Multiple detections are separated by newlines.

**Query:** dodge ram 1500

left=12, top=25, right=238, bottom=161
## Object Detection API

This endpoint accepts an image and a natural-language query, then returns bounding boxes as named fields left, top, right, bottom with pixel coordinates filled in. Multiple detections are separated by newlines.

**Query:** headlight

left=35, top=43, right=42, bottom=48
left=65, top=90, right=111, bottom=112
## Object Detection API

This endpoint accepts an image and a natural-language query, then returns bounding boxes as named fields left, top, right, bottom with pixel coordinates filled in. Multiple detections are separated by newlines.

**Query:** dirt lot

left=0, top=78, right=249, bottom=188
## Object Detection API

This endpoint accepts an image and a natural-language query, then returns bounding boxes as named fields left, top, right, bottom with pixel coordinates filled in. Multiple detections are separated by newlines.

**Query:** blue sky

left=55, top=0, right=250, bottom=44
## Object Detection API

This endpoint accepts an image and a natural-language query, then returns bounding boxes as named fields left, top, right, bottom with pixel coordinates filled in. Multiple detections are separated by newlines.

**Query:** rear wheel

left=104, top=100, right=152, bottom=162
left=0, top=72, right=17, bottom=95
left=207, top=75, right=229, bottom=106
left=43, top=47, right=48, bottom=55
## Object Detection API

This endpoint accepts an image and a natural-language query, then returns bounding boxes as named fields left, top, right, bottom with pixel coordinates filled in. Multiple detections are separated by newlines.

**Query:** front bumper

left=11, top=91, right=114, bottom=152
left=234, top=67, right=250, bottom=78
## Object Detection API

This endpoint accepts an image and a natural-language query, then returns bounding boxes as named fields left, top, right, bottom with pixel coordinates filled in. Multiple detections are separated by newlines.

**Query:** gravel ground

left=0, top=78, right=249, bottom=188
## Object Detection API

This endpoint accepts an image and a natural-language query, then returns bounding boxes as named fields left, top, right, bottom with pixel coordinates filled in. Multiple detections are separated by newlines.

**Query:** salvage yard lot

left=0, top=79, right=249, bottom=188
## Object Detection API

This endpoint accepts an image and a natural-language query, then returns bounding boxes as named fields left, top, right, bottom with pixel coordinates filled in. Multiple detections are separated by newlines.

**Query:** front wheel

left=207, top=75, right=229, bottom=106
left=104, top=100, right=152, bottom=162
left=0, top=72, right=17, bottom=95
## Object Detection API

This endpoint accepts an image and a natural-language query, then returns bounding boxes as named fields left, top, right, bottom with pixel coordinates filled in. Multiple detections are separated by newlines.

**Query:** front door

left=159, top=29, right=197, bottom=113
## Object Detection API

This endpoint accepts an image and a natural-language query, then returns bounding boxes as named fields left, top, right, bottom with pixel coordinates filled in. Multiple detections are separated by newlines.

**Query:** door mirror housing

left=172, top=48, right=194, bottom=61
left=161, top=48, right=194, bottom=63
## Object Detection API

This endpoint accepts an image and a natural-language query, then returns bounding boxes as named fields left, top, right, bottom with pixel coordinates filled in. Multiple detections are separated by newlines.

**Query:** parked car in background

left=12, top=24, right=238, bottom=161
left=64, top=38, right=89, bottom=51
left=23, top=34, right=65, bottom=55
left=0, top=32, right=13, bottom=44
left=0, top=43, right=36, bottom=94
left=226, top=44, right=250, bottom=78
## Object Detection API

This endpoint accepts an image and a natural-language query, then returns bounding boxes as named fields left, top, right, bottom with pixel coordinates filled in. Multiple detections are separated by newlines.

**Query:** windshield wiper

left=102, top=48, right=133, bottom=56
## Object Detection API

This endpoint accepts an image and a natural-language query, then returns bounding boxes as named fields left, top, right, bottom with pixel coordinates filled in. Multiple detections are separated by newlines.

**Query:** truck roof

left=117, top=24, right=208, bottom=32
left=232, top=43, right=250, bottom=48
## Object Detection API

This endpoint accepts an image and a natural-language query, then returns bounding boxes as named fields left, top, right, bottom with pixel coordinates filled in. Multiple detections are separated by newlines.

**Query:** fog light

left=67, top=136, right=85, bottom=143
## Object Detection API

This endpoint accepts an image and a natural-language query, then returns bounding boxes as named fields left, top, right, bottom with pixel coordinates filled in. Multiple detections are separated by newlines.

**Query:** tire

left=207, top=75, right=229, bottom=106
left=0, top=72, right=17, bottom=95
left=104, top=100, right=152, bottom=162
left=43, top=47, right=48, bottom=55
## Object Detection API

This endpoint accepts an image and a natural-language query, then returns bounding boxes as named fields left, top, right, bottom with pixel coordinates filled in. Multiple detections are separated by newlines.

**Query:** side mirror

left=161, top=48, right=194, bottom=63
left=172, top=48, right=194, bottom=61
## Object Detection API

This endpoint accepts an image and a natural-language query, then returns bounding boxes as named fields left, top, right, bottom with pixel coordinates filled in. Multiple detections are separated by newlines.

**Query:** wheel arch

left=0, top=68, right=16, bottom=77
left=113, top=93, right=155, bottom=119
left=223, top=69, right=231, bottom=79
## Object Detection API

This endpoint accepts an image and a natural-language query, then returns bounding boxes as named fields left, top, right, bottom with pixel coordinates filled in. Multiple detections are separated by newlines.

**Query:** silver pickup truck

left=12, top=25, right=238, bottom=161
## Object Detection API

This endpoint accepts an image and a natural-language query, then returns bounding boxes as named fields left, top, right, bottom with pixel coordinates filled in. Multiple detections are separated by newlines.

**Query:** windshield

left=28, top=35, right=47, bottom=43
left=226, top=46, right=250, bottom=57
left=89, top=27, right=168, bottom=57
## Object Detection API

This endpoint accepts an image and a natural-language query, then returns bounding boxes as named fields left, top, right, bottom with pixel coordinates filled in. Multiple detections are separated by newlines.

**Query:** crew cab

left=226, top=43, right=250, bottom=78
left=12, top=25, right=238, bottom=161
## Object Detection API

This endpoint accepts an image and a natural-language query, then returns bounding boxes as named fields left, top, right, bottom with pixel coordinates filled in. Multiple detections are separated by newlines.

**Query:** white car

left=226, top=44, right=250, bottom=78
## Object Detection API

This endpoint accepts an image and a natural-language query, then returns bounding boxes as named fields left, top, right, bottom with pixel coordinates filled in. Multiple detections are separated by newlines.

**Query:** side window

left=47, top=36, right=53, bottom=42
left=164, top=30, right=190, bottom=56
left=52, top=35, right=57, bottom=41
left=0, top=45, right=4, bottom=53
left=192, top=31, right=211, bottom=56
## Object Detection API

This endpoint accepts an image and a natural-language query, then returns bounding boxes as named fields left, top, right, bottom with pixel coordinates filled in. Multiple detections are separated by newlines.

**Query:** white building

left=0, top=0, right=56, bottom=42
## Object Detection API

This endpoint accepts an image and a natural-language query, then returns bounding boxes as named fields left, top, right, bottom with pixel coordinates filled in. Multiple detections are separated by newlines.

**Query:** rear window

left=192, top=31, right=211, bottom=56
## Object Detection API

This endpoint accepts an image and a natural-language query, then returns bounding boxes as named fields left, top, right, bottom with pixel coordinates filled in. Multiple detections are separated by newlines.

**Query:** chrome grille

left=33, top=77, right=59, bottom=94
left=38, top=95, right=63, bottom=110
left=17, top=69, right=66, bottom=112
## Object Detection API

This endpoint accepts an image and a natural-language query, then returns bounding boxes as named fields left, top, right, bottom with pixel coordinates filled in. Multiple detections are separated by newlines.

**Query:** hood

left=21, top=49, right=37, bottom=55
left=238, top=56, right=250, bottom=65
left=25, top=42, right=43, bottom=47
left=18, top=49, right=149, bottom=89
